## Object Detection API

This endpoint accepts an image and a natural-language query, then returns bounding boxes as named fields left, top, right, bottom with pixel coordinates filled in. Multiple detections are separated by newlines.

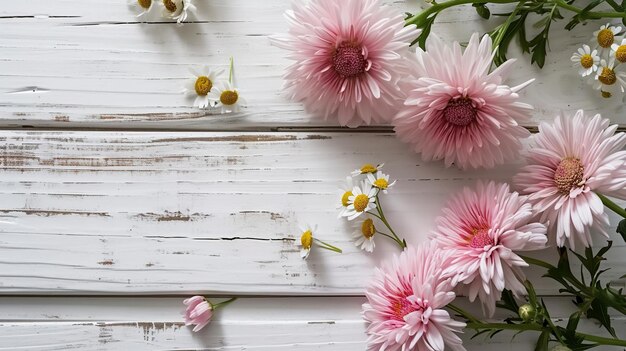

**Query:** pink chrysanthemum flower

left=393, top=33, right=534, bottom=169
left=183, top=296, right=213, bottom=332
left=271, top=0, right=419, bottom=127
left=363, top=242, right=466, bottom=351
left=432, top=181, right=547, bottom=317
left=514, top=110, right=626, bottom=248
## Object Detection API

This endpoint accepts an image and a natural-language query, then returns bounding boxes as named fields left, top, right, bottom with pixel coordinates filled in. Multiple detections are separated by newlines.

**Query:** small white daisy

left=350, top=163, right=384, bottom=177
left=128, top=0, right=155, bottom=20
left=337, top=176, right=355, bottom=218
left=611, top=38, right=626, bottom=63
left=343, top=182, right=377, bottom=220
left=298, top=224, right=316, bottom=259
left=592, top=23, right=622, bottom=56
left=570, top=44, right=600, bottom=77
left=183, top=66, right=223, bottom=109
left=594, top=58, right=622, bottom=98
left=352, top=217, right=376, bottom=252
left=208, top=81, right=246, bottom=113
left=161, top=0, right=196, bottom=24
left=366, top=171, right=396, bottom=194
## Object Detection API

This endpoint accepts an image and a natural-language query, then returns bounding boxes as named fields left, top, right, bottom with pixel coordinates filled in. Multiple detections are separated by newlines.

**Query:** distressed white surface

left=0, top=297, right=624, bottom=350
left=0, top=131, right=623, bottom=295
left=1, top=1, right=625, bottom=350
left=0, top=0, right=625, bottom=129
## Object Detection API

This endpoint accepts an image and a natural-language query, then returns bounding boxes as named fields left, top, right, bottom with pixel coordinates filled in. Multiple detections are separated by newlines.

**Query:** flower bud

left=518, top=303, right=535, bottom=321
left=550, top=345, right=572, bottom=351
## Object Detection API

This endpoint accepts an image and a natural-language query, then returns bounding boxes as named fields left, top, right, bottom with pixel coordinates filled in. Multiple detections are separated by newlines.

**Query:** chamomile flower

left=367, top=171, right=396, bottom=194
left=594, top=58, right=622, bottom=98
left=128, top=0, right=154, bottom=20
left=344, top=182, right=377, bottom=220
left=592, top=23, right=622, bottom=56
left=161, top=0, right=195, bottom=24
left=352, top=217, right=376, bottom=252
left=298, top=224, right=316, bottom=259
left=208, top=81, right=246, bottom=113
left=183, top=66, right=223, bottom=109
left=351, top=163, right=384, bottom=177
left=337, top=176, right=355, bottom=218
left=571, top=45, right=600, bottom=77
left=611, top=38, right=626, bottom=63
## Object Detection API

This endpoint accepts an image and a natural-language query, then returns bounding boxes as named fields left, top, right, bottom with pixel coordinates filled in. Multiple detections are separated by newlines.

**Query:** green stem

left=314, top=238, right=343, bottom=254
left=597, top=193, right=626, bottom=219
left=447, top=303, right=481, bottom=324
left=577, top=332, right=626, bottom=347
left=212, top=297, right=237, bottom=309
left=466, top=322, right=544, bottom=332
left=375, top=194, right=407, bottom=249
left=228, top=56, right=234, bottom=84
left=519, top=255, right=555, bottom=270
left=553, top=0, right=625, bottom=18
left=491, top=0, right=525, bottom=51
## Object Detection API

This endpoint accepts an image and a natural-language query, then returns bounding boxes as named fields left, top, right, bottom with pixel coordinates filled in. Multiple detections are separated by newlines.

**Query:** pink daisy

left=432, top=181, right=547, bottom=317
left=271, top=0, right=419, bottom=127
left=514, top=110, right=626, bottom=248
left=393, top=33, right=534, bottom=169
left=362, top=242, right=466, bottom=351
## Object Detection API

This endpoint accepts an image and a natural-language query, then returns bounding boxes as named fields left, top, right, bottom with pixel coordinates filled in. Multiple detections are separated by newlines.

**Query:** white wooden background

left=0, top=1, right=624, bottom=350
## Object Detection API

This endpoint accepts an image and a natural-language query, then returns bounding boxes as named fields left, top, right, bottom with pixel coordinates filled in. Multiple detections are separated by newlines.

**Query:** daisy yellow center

left=444, top=97, right=477, bottom=127
left=360, top=164, right=377, bottom=173
left=469, top=227, right=494, bottom=249
left=194, top=76, right=212, bottom=96
left=353, top=194, right=369, bottom=212
left=580, top=54, right=594, bottom=69
left=341, top=191, right=353, bottom=207
left=597, top=29, right=614, bottom=48
left=300, top=230, right=313, bottom=249
left=138, top=0, right=152, bottom=9
left=602, top=90, right=612, bottom=98
left=220, top=90, right=239, bottom=105
left=333, top=42, right=367, bottom=78
left=554, top=157, right=584, bottom=195
left=361, top=218, right=376, bottom=239
left=391, top=297, right=413, bottom=321
left=373, top=178, right=389, bottom=189
left=616, top=45, right=626, bottom=62
left=598, top=67, right=616, bottom=85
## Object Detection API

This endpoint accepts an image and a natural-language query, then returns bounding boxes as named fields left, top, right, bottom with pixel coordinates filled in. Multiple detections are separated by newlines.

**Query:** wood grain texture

left=0, top=0, right=625, bottom=130
left=0, top=296, right=624, bottom=350
left=0, top=130, right=623, bottom=295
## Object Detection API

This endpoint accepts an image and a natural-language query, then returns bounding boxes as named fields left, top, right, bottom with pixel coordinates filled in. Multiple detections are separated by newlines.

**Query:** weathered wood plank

left=0, top=297, right=623, bottom=350
left=0, top=131, right=623, bottom=294
left=0, top=0, right=623, bottom=129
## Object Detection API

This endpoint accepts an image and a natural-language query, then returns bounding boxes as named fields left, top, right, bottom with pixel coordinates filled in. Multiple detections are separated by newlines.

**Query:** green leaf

left=616, top=218, right=626, bottom=242
left=586, top=298, right=617, bottom=337
left=497, top=289, right=520, bottom=313
left=472, top=3, right=491, bottom=19
left=411, top=14, right=437, bottom=49
left=534, top=330, right=550, bottom=351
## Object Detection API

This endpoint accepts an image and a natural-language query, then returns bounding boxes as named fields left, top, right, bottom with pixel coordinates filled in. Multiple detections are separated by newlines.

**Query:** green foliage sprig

left=405, top=0, right=626, bottom=67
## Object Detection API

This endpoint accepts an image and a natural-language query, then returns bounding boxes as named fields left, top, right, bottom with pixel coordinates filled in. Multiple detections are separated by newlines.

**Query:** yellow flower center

left=602, top=90, right=612, bottom=98
left=554, top=157, right=584, bottom=195
left=598, top=66, right=616, bottom=85
left=361, top=218, right=376, bottom=239
left=138, top=0, right=152, bottom=9
left=220, top=90, right=239, bottom=105
left=300, top=230, right=313, bottom=249
left=580, top=54, right=594, bottom=69
left=353, top=194, right=369, bottom=212
left=163, top=0, right=177, bottom=12
left=616, top=45, right=626, bottom=62
left=360, top=164, right=377, bottom=173
left=341, top=191, right=353, bottom=207
left=468, top=227, right=494, bottom=248
left=373, top=178, right=389, bottom=189
left=597, top=29, right=614, bottom=48
left=194, top=76, right=212, bottom=96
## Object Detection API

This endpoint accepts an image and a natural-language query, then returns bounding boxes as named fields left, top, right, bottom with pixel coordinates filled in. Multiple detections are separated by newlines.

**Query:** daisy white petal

left=183, top=66, right=223, bottom=109
left=208, top=81, right=245, bottom=113
left=352, top=217, right=376, bottom=252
